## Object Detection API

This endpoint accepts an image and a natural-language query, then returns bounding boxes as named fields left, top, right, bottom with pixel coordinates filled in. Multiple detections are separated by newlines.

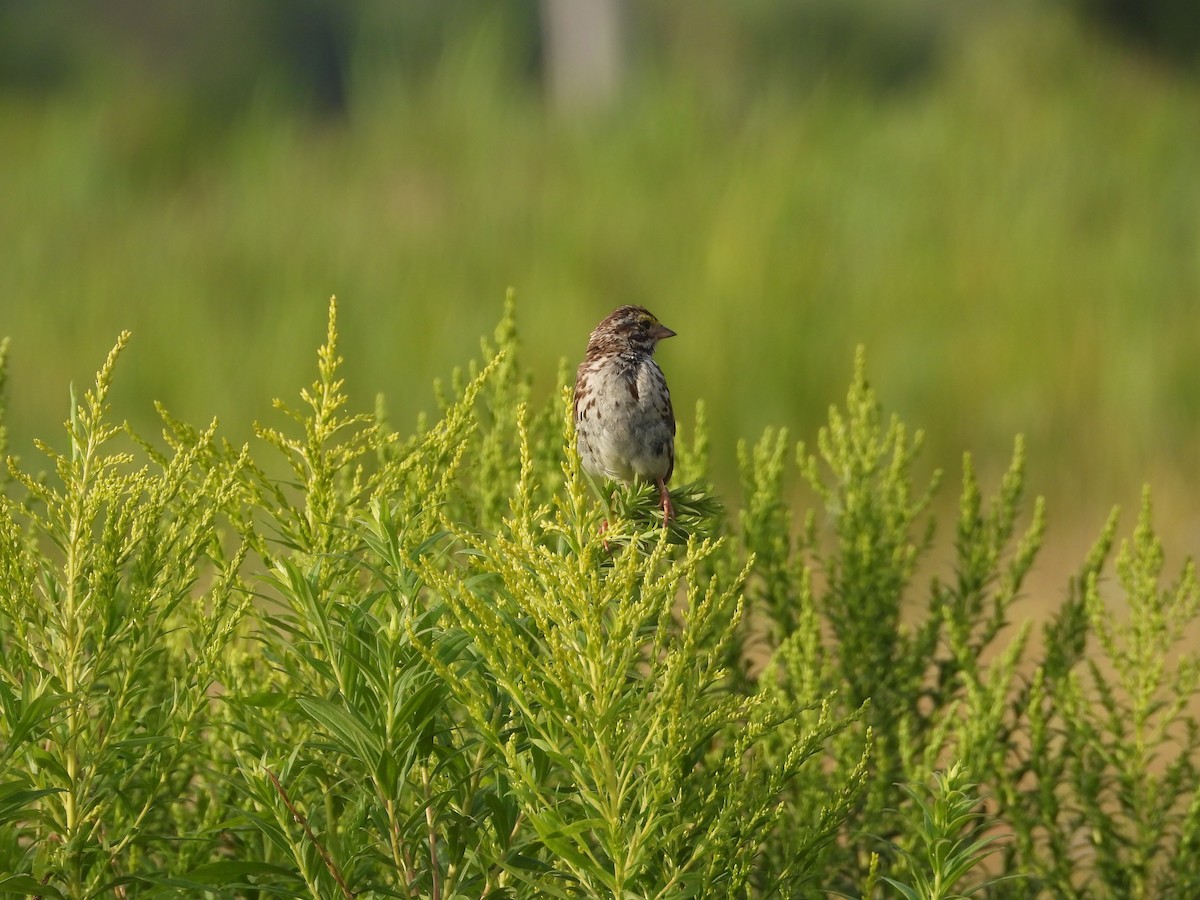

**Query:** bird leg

left=656, top=477, right=674, bottom=525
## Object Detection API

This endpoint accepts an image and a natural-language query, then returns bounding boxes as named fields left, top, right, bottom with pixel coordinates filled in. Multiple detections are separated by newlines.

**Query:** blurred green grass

left=1, top=3, right=1197, bottom=554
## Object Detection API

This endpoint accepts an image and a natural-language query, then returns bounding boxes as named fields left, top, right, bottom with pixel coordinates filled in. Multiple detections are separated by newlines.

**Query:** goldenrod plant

left=878, top=764, right=1014, bottom=900
left=2, top=299, right=1200, bottom=897
left=0, top=334, right=249, bottom=896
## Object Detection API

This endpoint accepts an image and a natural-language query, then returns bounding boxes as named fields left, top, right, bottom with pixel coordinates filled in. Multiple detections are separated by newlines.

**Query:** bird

left=573, top=305, right=677, bottom=524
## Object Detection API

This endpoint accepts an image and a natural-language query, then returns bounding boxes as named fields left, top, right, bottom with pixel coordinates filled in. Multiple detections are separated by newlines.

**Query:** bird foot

left=657, top=479, right=674, bottom=526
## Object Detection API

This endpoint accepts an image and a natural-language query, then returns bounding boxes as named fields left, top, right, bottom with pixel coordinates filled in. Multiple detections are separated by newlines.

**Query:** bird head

left=586, top=306, right=676, bottom=357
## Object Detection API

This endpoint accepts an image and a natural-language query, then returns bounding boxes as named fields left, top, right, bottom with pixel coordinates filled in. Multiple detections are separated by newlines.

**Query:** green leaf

left=295, top=695, right=382, bottom=760
left=0, top=874, right=65, bottom=898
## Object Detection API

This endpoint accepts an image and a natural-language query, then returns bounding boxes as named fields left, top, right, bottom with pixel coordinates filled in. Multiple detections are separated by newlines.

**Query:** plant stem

left=423, top=764, right=440, bottom=899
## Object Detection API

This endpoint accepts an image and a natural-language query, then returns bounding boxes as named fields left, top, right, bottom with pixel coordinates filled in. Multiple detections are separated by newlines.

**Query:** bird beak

left=653, top=324, right=677, bottom=341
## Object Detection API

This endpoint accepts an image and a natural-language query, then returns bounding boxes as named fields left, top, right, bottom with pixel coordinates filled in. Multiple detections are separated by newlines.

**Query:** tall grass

left=2, top=300, right=1199, bottom=896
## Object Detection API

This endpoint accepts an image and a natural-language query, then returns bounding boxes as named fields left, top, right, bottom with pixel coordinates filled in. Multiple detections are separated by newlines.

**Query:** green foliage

left=989, top=490, right=1200, bottom=899
left=3, top=301, right=1200, bottom=897
left=0, top=334, right=249, bottom=894
left=879, top=764, right=1013, bottom=900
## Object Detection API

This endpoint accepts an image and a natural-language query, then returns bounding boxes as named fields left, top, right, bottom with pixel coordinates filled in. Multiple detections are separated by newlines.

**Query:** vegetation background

left=3, top=3, right=1200, bottom=895
left=2, top=0, right=1198, bottom=576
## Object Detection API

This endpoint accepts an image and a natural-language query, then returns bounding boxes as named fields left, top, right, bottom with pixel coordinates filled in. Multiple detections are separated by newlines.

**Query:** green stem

left=62, top=423, right=96, bottom=892
left=422, top=764, right=440, bottom=900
